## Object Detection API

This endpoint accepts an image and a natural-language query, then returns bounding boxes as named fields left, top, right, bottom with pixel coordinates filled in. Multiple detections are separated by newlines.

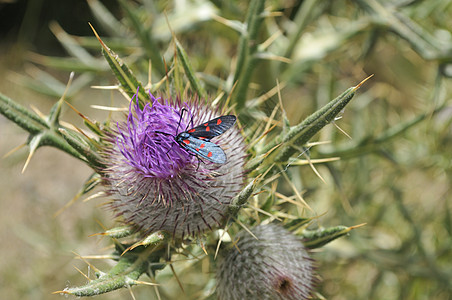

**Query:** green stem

left=0, top=92, right=97, bottom=165
left=283, top=0, right=319, bottom=59
left=355, top=0, right=447, bottom=60
left=318, top=105, right=445, bottom=159
left=232, top=0, right=266, bottom=111
left=0, top=92, right=48, bottom=132
left=63, top=254, right=148, bottom=296
left=175, top=39, right=207, bottom=99
left=246, top=81, right=364, bottom=172
left=393, top=187, right=451, bottom=288
left=59, top=128, right=105, bottom=169
left=118, top=0, right=165, bottom=75
left=62, top=233, right=168, bottom=297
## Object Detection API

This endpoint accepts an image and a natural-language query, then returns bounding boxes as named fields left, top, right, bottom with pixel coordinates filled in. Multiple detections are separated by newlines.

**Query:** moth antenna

left=176, top=108, right=187, bottom=134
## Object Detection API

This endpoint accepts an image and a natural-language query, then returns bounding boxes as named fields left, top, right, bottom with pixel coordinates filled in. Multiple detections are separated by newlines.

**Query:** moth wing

left=188, top=115, right=236, bottom=140
left=182, top=136, right=227, bottom=164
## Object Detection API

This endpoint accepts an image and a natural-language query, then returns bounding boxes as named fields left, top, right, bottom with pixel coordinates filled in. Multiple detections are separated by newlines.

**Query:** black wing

left=186, top=115, right=236, bottom=141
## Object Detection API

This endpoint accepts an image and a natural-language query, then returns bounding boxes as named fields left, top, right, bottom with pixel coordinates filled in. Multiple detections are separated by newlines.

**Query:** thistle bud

left=216, top=224, right=315, bottom=300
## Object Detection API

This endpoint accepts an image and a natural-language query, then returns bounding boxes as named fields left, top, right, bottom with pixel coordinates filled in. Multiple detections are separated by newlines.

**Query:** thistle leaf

left=87, top=0, right=125, bottom=37
left=95, top=226, right=135, bottom=239
left=275, top=75, right=374, bottom=162
left=0, top=92, right=48, bottom=133
left=89, top=23, right=149, bottom=105
left=57, top=251, right=150, bottom=296
left=246, top=76, right=373, bottom=172
left=0, top=92, right=86, bottom=162
left=302, top=223, right=366, bottom=249
left=118, top=0, right=165, bottom=74
left=175, top=38, right=207, bottom=99
left=232, top=0, right=267, bottom=110
left=56, top=234, right=168, bottom=296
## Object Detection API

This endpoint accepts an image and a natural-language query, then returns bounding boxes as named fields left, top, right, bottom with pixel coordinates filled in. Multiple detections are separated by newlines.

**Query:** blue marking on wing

left=176, top=134, right=227, bottom=164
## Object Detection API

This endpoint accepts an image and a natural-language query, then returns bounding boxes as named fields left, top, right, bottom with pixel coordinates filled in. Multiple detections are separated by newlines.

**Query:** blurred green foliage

left=1, top=0, right=451, bottom=299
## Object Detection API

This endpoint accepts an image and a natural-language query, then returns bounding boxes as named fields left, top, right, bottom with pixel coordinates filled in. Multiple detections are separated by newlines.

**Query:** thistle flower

left=216, top=223, right=315, bottom=300
left=101, top=89, right=245, bottom=238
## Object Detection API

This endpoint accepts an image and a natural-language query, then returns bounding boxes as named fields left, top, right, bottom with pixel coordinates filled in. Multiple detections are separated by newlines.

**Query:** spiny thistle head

left=101, top=89, right=245, bottom=238
left=216, top=223, right=315, bottom=300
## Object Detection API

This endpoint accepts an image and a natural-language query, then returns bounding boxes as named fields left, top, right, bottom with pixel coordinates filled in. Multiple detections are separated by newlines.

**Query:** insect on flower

left=155, top=108, right=237, bottom=164
left=104, top=90, right=246, bottom=238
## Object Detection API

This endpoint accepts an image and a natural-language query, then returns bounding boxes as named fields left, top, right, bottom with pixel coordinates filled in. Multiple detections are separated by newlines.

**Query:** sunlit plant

left=2, top=0, right=450, bottom=299
left=0, top=1, right=370, bottom=298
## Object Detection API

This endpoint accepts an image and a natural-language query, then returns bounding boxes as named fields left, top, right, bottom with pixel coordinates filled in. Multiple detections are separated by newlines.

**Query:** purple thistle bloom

left=102, top=88, right=245, bottom=238
left=216, top=224, right=315, bottom=300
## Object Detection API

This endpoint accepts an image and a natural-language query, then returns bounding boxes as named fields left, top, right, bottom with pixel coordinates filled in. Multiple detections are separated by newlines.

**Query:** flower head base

left=216, top=224, right=315, bottom=300
left=102, top=89, right=245, bottom=238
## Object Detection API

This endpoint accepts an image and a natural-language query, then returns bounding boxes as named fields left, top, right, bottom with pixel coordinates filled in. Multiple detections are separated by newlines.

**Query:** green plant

left=1, top=0, right=451, bottom=299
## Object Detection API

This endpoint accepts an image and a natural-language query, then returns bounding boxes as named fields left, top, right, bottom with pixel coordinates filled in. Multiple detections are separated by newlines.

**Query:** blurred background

left=0, top=0, right=451, bottom=299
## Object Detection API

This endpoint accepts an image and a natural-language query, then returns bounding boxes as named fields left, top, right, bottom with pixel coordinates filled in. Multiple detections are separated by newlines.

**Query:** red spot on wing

left=195, top=148, right=200, bottom=151
left=207, top=152, right=213, bottom=158
left=188, top=129, right=195, bottom=133
left=206, top=126, right=210, bottom=131
left=204, top=122, right=208, bottom=126
left=183, top=139, right=190, bottom=145
left=200, top=143, right=205, bottom=149
left=217, top=118, right=222, bottom=125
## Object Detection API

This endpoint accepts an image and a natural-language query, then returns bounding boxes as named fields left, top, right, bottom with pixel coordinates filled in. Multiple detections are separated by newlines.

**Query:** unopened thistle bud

left=216, top=223, right=315, bottom=300
left=101, top=89, right=245, bottom=238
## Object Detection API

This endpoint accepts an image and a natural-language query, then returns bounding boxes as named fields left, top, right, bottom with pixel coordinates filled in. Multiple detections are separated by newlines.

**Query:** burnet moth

left=155, top=108, right=236, bottom=164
